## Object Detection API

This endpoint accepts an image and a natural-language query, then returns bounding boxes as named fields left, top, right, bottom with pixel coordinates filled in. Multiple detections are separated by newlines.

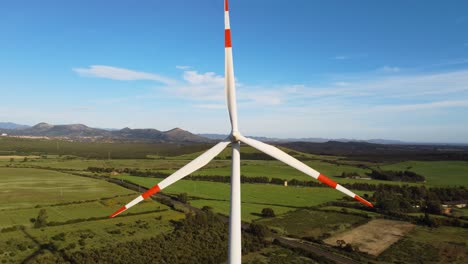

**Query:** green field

left=0, top=230, right=39, bottom=263
left=116, top=175, right=360, bottom=206
left=114, top=175, right=372, bottom=223
left=379, top=226, right=468, bottom=263
left=28, top=210, right=184, bottom=252
left=379, top=161, right=468, bottom=186
left=1, top=137, right=467, bottom=263
left=10, top=157, right=191, bottom=171
left=0, top=195, right=166, bottom=228
left=243, top=245, right=319, bottom=264
left=190, top=199, right=296, bottom=221
left=257, top=209, right=368, bottom=238
left=191, top=159, right=370, bottom=180
left=0, top=167, right=185, bottom=264
left=0, top=168, right=134, bottom=210
left=319, top=206, right=381, bottom=217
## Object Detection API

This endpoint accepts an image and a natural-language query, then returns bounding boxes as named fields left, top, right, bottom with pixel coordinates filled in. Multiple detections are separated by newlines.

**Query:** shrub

left=261, top=208, right=275, bottom=217
left=177, top=193, right=188, bottom=204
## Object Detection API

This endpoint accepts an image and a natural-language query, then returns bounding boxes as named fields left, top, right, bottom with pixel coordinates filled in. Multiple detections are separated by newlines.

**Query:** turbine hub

left=231, top=131, right=241, bottom=142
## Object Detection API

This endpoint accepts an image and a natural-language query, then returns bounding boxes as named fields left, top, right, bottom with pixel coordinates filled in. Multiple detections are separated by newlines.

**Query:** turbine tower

left=110, top=1, right=373, bottom=263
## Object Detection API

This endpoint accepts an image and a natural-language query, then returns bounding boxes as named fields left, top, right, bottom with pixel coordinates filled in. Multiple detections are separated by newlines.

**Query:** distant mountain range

left=0, top=122, right=30, bottom=130
left=199, top=133, right=405, bottom=145
left=1, top=122, right=466, bottom=145
left=0, top=122, right=211, bottom=143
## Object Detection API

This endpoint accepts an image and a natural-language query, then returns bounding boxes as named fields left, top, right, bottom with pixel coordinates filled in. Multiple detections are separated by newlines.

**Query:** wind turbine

left=110, top=1, right=373, bottom=263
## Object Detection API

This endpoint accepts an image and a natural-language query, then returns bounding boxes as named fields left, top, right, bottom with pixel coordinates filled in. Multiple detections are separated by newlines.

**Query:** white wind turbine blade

left=225, top=0, right=238, bottom=133
left=110, top=140, right=231, bottom=218
left=238, top=135, right=373, bottom=207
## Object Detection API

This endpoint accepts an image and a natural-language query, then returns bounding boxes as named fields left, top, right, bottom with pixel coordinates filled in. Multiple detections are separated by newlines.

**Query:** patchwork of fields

left=0, top=168, right=184, bottom=263
left=0, top=140, right=467, bottom=263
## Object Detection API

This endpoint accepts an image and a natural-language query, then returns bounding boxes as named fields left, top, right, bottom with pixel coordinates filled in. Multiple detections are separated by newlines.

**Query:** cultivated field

left=0, top=155, right=40, bottom=160
left=0, top=167, right=184, bottom=263
left=0, top=137, right=467, bottom=263
left=114, top=175, right=368, bottom=221
left=378, top=226, right=468, bottom=263
left=324, top=219, right=415, bottom=256
left=0, top=168, right=134, bottom=210
left=258, top=209, right=368, bottom=238
left=379, top=160, right=468, bottom=186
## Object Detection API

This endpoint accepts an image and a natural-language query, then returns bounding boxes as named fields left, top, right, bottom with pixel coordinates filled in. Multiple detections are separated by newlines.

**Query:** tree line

left=367, top=169, right=425, bottom=182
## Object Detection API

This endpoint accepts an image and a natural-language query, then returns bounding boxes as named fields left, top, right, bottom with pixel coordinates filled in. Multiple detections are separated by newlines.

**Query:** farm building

left=442, top=200, right=467, bottom=209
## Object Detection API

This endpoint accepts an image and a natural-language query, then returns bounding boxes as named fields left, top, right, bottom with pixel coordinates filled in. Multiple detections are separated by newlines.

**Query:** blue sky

left=1, top=0, right=468, bottom=143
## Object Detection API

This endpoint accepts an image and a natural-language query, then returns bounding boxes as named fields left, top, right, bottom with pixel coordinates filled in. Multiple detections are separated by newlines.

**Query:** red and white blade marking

left=225, top=0, right=232, bottom=48
left=318, top=173, right=373, bottom=207
left=109, top=184, right=161, bottom=218
left=225, top=0, right=238, bottom=132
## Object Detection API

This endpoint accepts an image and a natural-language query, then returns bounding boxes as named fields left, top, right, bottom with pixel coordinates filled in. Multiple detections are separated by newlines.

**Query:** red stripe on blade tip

left=317, top=174, right=337, bottom=188
left=110, top=206, right=126, bottom=218
left=354, top=195, right=374, bottom=208
left=225, top=29, right=232, bottom=47
left=142, top=184, right=161, bottom=199
left=225, top=0, right=229, bottom=11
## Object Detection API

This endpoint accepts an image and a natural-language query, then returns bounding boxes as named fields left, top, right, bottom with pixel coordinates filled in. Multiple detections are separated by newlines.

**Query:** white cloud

left=295, top=69, right=468, bottom=99
left=195, top=104, right=226, bottom=109
left=372, top=100, right=468, bottom=112
left=176, top=65, right=191, bottom=70
left=165, top=70, right=284, bottom=106
left=379, top=66, right=400, bottom=73
left=166, top=70, right=225, bottom=101
left=73, top=65, right=175, bottom=84
left=332, top=54, right=367, bottom=60
left=73, top=66, right=282, bottom=106
left=334, top=82, right=350, bottom=87
left=333, top=55, right=348, bottom=60
left=74, top=65, right=468, bottom=119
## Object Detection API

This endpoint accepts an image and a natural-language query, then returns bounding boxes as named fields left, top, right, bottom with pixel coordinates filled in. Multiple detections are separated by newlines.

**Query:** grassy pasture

left=117, top=175, right=359, bottom=208
left=28, top=210, right=184, bottom=253
left=0, top=166, right=185, bottom=263
left=189, top=199, right=296, bottom=221
left=378, top=161, right=468, bottom=186
left=319, top=206, right=381, bottom=217
left=0, top=168, right=134, bottom=210
left=328, top=176, right=421, bottom=186
left=0, top=195, right=165, bottom=228
left=169, top=144, right=341, bottom=161
left=258, top=209, right=368, bottom=238
left=18, top=157, right=192, bottom=171
left=115, top=175, right=371, bottom=222
left=191, top=159, right=370, bottom=181
left=378, top=226, right=468, bottom=263
left=0, top=155, right=40, bottom=160
left=242, top=245, right=318, bottom=264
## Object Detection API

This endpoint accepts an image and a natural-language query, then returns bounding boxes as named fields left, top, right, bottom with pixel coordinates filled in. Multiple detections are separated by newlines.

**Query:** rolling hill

left=0, top=122, right=212, bottom=143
